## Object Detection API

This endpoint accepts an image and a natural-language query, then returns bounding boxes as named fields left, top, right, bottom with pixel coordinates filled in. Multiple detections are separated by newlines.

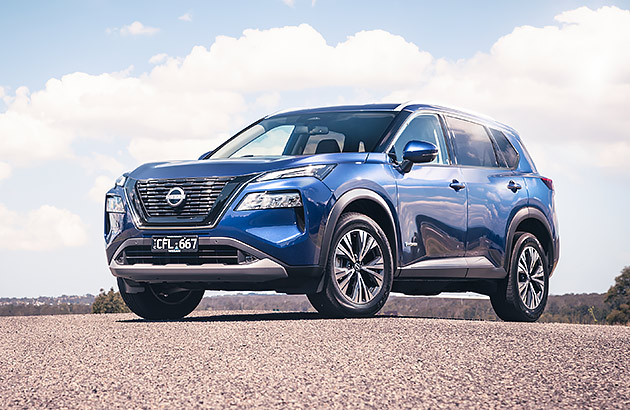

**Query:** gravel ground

left=0, top=311, right=629, bottom=409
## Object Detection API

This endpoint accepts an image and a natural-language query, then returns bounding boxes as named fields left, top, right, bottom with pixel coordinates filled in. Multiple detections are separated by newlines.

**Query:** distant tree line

left=0, top=303, right=91, bottom=316
left=196, top=266, right=630, bottom=325
left=1, top=267, right=628, bottom=325
left=195, top=293, right=614, bottom=324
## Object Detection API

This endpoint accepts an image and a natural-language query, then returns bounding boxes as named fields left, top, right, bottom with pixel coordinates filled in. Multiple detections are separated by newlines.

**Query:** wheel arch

left=317, top=189, right=399, bottom=289
left=505, top=207, right=555, bottom=275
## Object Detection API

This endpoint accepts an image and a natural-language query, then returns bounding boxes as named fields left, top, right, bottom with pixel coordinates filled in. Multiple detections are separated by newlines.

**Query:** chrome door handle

left=507, top=180, right=522, bottom=192
left=449, top=179, right=466, bottom=191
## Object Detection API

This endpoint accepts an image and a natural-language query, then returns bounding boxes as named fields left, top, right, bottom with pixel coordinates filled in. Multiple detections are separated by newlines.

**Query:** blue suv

left=105, top=103, right=559, bottom=321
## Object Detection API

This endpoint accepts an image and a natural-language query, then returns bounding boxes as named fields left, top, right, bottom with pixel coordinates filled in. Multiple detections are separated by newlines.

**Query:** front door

left=392, top=113, right=468, bottom=277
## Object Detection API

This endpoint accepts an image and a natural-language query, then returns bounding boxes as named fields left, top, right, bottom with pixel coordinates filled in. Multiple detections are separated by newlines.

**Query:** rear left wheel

left=490, top=232, right=549, bottom=322
left=117, top=278, right=204, bottom=320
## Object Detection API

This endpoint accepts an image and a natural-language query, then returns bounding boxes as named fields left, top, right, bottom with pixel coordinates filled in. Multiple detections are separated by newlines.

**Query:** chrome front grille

left=136, top=177, right=233, bottom=217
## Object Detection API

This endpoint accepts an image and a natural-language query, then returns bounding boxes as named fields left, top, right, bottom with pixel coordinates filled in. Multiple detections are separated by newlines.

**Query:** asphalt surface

left=0, top=311, right=629, bottom=409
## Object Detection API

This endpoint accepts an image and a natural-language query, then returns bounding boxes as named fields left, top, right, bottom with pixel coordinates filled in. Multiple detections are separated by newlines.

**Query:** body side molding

left=398, top=256, right=506, bottom=279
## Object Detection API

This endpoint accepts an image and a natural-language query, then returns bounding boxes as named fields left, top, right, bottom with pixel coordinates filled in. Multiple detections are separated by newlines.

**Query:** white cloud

left=0, top=70, right=245, bottom=165
left=79, top=153, right=125, bottom=176
left=281, top=0, right=316, bottom=7
left=0, top=24, right=431, bottom=167
left=127, top=137, right=222, bottom=164
left=0, top=204, right=88, bottom=250
left=1, top=9, right=630, bottom=174
left=107, top=21, right=160, bottom=36
left=0, top=162, right=11, bottom=181
left=385, top=6, right=630, bottom=171
left=254, top=92, right=281, bottom=111
left=88, top=175, right=115, bottom=202
left=149, top=53, right=168, bottom=64
left=121, top=21, right=160, bottom=36
left=178, top=13, right=192, bottom=22
left=149, top=25, right=433, bottom=92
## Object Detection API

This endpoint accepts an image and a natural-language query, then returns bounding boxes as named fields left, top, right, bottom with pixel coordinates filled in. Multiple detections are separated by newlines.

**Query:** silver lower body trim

left=398, top=256, right=506, bottom=279
left=109, top=237, right=288, bottom=283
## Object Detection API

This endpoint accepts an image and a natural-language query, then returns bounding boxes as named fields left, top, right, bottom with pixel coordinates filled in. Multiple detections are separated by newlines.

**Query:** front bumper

left=110, top=237, right=288, bottom=283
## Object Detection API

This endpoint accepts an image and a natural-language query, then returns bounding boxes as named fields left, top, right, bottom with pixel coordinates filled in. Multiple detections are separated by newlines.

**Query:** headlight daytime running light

left=256, top=164, right=336, bottom=182
left=236, top=191, right=302, bottom=211
left=106, top=195, right=125, bottom=213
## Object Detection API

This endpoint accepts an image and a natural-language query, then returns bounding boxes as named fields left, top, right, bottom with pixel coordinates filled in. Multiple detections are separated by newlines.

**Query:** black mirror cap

left=402, top=140, right=438, bottom=164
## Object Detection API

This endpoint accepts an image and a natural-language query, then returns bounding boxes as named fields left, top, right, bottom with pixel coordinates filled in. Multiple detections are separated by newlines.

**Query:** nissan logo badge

left=165, top=187, right=186, bottom=207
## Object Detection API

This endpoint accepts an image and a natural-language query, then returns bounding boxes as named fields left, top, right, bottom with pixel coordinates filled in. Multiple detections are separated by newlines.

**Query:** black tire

left=491, top=232, right=549, bottom=322
left=117, top=278, right=204, bottom=320
left=307, top=212, right=394, bottom=318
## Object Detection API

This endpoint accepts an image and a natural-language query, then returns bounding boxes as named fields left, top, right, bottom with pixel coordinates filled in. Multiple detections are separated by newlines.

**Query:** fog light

left=236, top=191, right=302, bottom=211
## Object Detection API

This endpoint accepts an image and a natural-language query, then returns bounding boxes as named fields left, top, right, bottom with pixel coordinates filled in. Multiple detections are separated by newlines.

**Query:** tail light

left=541, top=177, right=554, bottom=191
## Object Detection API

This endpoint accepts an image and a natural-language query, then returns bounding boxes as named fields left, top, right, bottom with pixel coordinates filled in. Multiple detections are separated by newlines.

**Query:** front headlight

left=236, top=191, right=302, bottom=211
left=256, top=164, right=335, bottom=182
left=106, top=195, right=125, bottom=213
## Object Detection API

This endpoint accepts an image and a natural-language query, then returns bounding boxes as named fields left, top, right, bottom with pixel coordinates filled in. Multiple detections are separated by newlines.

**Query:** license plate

left=151, top=236, right=199, bottom=253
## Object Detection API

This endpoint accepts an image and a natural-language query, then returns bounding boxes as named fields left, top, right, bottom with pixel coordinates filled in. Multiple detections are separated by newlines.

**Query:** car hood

left=128, top=153, right=369, bottom=180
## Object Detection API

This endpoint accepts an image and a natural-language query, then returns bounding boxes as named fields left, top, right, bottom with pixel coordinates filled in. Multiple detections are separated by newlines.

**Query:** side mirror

left=400, top=141, right=438, bottom=173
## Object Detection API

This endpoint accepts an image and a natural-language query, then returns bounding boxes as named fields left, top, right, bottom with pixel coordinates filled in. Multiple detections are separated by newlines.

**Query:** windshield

left=211, top=111, right=396, bottom=158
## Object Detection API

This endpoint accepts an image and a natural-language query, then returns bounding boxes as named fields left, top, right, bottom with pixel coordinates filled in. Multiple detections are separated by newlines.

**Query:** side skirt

left=398, top=256, right=506, bottom=279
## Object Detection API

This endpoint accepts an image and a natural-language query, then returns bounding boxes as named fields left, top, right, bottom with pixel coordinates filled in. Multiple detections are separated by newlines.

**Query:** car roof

left=268, top=102, right=517, bottom=134
left=399, top=102, right=517, bottom=134
left=268, top=103, right=401, bottom=116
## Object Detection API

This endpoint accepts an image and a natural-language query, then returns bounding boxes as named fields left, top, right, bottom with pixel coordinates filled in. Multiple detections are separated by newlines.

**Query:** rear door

left=444, top=116, right=529, bottom=278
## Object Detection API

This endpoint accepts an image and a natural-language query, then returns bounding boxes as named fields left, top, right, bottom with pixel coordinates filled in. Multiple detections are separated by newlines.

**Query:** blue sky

left=1, top=0, right=623, bottom=91
left=1, top=1, right=629, bottom=297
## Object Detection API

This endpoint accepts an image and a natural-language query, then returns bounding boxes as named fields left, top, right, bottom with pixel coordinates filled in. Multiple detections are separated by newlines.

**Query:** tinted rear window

left=446, top=117, right=498, bottom=167
left=489, top=128, right=520, bottom=168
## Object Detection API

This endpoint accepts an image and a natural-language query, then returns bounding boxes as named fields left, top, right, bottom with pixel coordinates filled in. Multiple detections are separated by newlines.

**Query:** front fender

left=317, top=188, right=400, bottom=277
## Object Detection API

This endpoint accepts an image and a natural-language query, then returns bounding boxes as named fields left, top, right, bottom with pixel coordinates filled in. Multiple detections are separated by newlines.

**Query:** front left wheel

left=117, top=278, right=204, bottom=320
left=307, top=212, right=394, bottom=318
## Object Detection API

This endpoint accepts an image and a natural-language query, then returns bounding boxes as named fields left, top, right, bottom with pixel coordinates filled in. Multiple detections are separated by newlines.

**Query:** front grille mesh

left=136, top=177, right=233, bottom=217
left=121, top=245, right=240, bottom=265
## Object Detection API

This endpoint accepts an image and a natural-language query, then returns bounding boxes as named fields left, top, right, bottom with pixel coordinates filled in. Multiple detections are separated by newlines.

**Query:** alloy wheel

left=517, top=246, right=545, bottom=310
left=333, top=228, right=385, bottom=304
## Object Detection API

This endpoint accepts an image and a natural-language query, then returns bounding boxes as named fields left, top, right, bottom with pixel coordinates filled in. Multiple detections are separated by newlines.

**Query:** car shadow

left=116, top=311, right=485, bottom=323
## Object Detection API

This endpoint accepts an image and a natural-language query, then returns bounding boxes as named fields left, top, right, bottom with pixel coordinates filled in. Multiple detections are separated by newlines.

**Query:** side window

left=446, top=117, right=498, bottom=167
left=392, top=115, right=449, bottom=164
left=489, top=128, right=519, bottom=168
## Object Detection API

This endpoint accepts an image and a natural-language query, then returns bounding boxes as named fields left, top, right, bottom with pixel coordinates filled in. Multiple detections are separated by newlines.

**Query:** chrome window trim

left=394, top=101, right=499, bottom=123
